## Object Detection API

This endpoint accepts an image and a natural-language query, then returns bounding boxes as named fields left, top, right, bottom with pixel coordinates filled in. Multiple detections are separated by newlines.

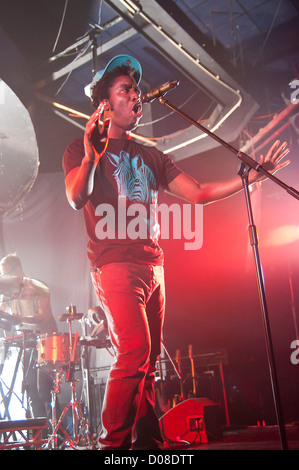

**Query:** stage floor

left=177, top=423, right=299, bottom=450
left=1, top=422, right=299, bottom=450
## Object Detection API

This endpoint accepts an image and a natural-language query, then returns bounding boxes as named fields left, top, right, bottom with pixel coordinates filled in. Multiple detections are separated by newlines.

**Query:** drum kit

left=0, top=304, right=112, bottom=450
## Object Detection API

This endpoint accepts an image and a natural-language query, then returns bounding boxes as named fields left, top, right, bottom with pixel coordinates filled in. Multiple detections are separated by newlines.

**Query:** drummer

left=0, top=253, right=58, bottom=424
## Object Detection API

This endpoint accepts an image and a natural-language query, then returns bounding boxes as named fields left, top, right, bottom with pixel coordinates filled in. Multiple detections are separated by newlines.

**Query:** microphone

left=142, top=80, right=180, bottom=103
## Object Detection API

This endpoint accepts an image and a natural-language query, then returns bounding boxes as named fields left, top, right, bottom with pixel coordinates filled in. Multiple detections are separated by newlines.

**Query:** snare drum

left=37, top=332, right=78, bottom=370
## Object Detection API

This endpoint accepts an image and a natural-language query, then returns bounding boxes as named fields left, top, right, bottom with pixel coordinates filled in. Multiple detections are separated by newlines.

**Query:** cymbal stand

left=47, top=371, right=66, bottom=450
left=47, top=362, right=93, bottom=449
left=56, top=307, right=93, bottom=449
left=80, top=318, right=93, bottom=434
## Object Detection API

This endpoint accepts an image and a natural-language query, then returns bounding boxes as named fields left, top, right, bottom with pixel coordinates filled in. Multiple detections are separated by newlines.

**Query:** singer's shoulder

left=64, top=138, right=84, bottom=154
left=132, top=140, right=165, bottom=156
left=62, top=138, right=85, bottom=175
left=63, top=138, right=84, bottom=162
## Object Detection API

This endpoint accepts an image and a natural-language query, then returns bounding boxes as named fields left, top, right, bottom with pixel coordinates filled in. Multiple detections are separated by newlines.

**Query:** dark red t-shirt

left=62, top=137, right=181, bottom=270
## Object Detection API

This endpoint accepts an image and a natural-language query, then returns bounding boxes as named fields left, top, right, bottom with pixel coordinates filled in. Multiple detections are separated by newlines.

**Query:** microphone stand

left=158, top=97, right=299, bottom=450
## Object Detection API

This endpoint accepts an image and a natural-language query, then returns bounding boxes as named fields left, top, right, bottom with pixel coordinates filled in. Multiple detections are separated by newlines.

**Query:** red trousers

left=91, top=262, right=165, bottom=449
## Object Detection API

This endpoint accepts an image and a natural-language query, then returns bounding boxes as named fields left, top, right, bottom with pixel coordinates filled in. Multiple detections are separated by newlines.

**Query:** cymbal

left=58, top=312, right=83, bottom=322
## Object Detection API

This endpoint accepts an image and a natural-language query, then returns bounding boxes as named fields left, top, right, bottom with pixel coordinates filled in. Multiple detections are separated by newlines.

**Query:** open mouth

left=132, top=102, right=143, bottom=117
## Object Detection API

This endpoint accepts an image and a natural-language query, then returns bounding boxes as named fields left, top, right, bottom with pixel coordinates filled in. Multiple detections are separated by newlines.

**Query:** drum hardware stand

left=157, top=96, right=299, bottom=451
left=79, top=318, right=93, bottom=434
left=47, top=366, right=93, bottom=450
left=47, top=370, right=65, bottom=450
left=48, top=305, right=93, bottom=449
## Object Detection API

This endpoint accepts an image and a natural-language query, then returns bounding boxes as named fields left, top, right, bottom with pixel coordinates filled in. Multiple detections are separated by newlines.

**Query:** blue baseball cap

left=84, top=54, right=142, bottom=98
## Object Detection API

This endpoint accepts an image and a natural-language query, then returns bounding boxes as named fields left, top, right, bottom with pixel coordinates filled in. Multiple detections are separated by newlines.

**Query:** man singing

left=63, top=55, right=289, bottom=450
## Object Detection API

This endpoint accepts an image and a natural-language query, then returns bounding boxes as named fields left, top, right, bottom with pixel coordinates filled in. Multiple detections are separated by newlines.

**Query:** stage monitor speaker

left=159, top=398, right=222, bottom=445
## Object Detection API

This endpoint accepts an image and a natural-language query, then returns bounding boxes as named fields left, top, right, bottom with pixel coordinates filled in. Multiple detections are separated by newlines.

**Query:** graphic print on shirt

left=105, top=150, right=160, bottom=240
left=106, top=150, right=157, bottom=203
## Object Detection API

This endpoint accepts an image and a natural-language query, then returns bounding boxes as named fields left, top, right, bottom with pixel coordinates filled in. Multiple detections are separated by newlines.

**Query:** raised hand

left=251, top=139, right=290, bottom=183
left=84, top=103, right=106, bottom=164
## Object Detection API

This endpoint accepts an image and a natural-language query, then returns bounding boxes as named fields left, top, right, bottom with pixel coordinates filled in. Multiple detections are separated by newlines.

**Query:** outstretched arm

left=168, top=140, right=290, bottom=205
